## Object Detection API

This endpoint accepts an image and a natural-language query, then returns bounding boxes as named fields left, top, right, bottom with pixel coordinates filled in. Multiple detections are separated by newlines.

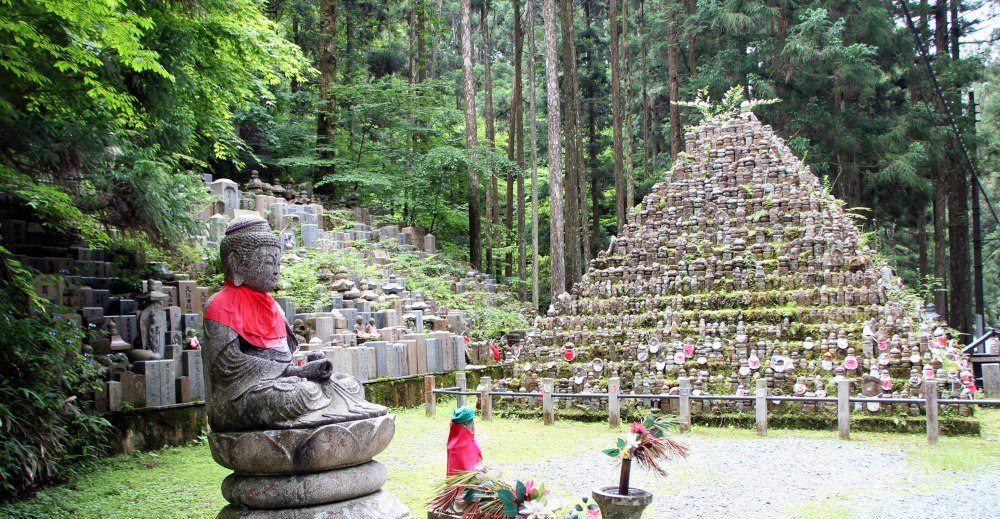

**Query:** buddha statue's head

left=220, top=215, right=282, bottom=293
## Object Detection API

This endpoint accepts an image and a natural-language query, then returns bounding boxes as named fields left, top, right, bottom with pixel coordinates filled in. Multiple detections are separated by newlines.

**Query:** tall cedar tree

left=562, top=0, right=582, bottom=285
left=933, top=0, right=948, bottom=318
left=610, top=0, right=625, bottom=228
left=666, top=0, right=681, bottom=160
left=944, top=0, right=971, bottom=333
left=543, top=0, right=566, bottom=297
left=585, top=0, right=601, bottom=259
left=527, top=0, right=541, bottom=308
left=460, top=0, right=482, bottom=269
left=317, top=0, right=337, bottom=177
left=622, top=0, right=634, bottom=211
left=512, top=0, right=527, bottom=299
left=483, top=0, right=498, bottom=278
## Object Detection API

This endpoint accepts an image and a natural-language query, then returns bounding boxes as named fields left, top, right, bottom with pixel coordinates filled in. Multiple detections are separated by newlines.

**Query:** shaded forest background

left=1, top=0, right=998, bottom=333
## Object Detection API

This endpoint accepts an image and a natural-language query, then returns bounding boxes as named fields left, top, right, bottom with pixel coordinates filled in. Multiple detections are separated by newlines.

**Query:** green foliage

left=0, top=0, right=308, bottom=245
left=676, top=85, right=779, bottom=121
left=0, top=249, right=109, bottom=500
left=278, top=251, right=378, bottom=313
left=387, top=253, right=529, bottom=341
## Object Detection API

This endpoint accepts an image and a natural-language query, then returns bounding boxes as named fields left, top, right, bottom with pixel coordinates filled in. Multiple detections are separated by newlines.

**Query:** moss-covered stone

left=106, top=403, right=208, bottom=454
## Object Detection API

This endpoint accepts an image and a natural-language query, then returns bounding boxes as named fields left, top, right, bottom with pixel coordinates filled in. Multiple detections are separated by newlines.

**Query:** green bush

left=0, top=248, right=109, bottom=500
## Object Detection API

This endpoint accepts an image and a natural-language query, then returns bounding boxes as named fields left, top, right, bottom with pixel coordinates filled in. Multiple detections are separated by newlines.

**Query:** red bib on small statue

left=446, top=422, right=483, bottom=476
left=204, top=281, right=288, bottom=349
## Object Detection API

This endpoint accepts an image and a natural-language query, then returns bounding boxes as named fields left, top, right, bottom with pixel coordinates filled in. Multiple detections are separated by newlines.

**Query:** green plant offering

left=601, top=415, right=689, bottom=495
left=429, top=468, right=564, bottom=519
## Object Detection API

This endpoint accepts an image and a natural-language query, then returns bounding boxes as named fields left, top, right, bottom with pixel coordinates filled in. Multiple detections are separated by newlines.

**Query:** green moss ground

left=2, top=406, right=997, bottom=518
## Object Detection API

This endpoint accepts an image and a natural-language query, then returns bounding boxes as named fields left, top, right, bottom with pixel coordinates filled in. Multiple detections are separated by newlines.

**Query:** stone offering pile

left=510, top=113, right=969, bottom=410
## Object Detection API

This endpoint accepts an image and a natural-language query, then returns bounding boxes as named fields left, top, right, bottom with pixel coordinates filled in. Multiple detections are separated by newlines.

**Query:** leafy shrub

left=0, top=248, right=109, bottom=500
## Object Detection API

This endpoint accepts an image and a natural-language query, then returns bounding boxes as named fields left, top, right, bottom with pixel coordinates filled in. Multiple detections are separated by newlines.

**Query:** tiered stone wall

left=502, top=113, right=972, bottom=417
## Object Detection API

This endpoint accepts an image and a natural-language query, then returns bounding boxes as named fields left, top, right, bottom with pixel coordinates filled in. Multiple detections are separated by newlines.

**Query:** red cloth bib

left=446, top=422, right=483, bottom=476
left=204, top=281, right=287, bottom=349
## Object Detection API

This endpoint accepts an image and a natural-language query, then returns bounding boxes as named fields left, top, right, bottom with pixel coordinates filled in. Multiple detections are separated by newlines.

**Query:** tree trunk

left=916, top=204, right=929, bottom=279
left=527, top=0, right=541, bottom=309
left=948, top=160, right=971, bottom=334
left=571, top=3, right=589, bottom=272
left=409, top=3, right=417, bottom=84
left=483, top=0, right=498, bottom=279
left=432, top=0, right=444, bottom=78
left=585, top=0, right=600, bottom=258
left=513, top=0, right=527, bottom=299
left=945, top=0, right=970, bottom=334
left=935, top=0, right=947, bottom=55
left=317, top=0, right=338, bottom=177
left=291, top=13, right=301, bottom=93
left=610, top=0, right=625, bottom=230
left=932, top=0, right=948, bottom=318
left=561, top=0, right=581, bottom=286
left=933, top=186, right=948, bottom=317
left=949, top=0, right=959, bottom=60
left=460, top=0, right=482, bottom=270
left=640, top=0, right=651, bottom=181
left=543, top=0, right=566, bottom=298
left=622, top=0, right=634, bottom=215
left=667, top=2, right=681, bottom=159
left=484, top=1, right=510, bottom=279
left=684, top=0, right=696, bottom=72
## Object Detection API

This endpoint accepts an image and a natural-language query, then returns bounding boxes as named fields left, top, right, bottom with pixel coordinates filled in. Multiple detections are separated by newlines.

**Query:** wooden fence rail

left=423, top=375, right=1000, bottom=444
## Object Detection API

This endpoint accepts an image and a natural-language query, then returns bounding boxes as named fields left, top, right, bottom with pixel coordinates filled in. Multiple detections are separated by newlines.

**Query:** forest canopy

left=1, top=0, right=998, bottom=329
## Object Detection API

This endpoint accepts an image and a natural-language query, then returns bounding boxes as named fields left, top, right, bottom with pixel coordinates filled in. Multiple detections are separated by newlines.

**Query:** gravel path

left=502, top=437, right=999, bottom=518
left=859, top=468, right=1000, bottom=519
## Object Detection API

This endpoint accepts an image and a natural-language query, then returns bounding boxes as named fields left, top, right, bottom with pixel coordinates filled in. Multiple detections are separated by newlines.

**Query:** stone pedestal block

left=221, top=461, right=388, bottom=509
left=983, top=363, right=1000, bottom=397
left=217, top=489, right=411, bottom=519
left=426, top=338, right=443, bottom=373
left=182, top=350, right=205, bottom=401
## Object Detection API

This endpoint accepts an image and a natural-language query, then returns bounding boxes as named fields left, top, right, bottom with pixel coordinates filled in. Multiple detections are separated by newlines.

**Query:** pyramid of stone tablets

left=521, top=112, right=946, bottom=396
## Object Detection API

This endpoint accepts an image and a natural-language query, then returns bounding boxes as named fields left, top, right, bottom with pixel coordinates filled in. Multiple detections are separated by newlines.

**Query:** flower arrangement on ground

left=601, top=415, right=689, bottom=495
left=430, top=467, right=564, bottom=519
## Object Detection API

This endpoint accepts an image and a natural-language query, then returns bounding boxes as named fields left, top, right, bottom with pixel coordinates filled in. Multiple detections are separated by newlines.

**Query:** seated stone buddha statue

left=203, top=215, right=386, bottom=432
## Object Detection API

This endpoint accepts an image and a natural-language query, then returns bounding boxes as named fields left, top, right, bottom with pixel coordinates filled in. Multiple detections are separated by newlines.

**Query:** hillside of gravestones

left=1, top=172, right=517, bottom=415
left=498, top=113, right=975, bottom=419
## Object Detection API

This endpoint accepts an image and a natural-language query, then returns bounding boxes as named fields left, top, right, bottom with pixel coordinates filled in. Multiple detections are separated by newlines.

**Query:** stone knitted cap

left=451, top=406, right=475, bottom=425
left=219, top=215, right=280, bottom=282
left=225, top=214, right=271, bottom=236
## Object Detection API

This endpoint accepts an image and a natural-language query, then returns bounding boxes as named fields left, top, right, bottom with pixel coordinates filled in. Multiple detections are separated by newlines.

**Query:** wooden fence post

left=837, top=379, right=850, bottom=440
left=678, top=377, right=692, bottom=432
left=925, top=380, right=939, bottom=444
left=479, top=376, right=492, bottom=421
left=542, top=378, right=555, bottom=425
left=456, top=372, right=467, bottom=408
left=755, top=378, right=768, bottom=436
left=424, top=375, right=436, bottom=417
left=608, top=377, right=621, bottom=428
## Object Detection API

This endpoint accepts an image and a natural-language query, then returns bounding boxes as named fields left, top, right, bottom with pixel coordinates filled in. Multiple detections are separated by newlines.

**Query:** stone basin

left=591, top=486, right=654, bottom=519
left=209, top=414, right=395, bottom=475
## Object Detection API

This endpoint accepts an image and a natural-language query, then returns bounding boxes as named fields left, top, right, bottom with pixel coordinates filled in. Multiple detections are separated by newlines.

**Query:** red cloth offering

left=446, top=422, right=483, bottom=476
left=204, top=281, right=287, bottom=349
